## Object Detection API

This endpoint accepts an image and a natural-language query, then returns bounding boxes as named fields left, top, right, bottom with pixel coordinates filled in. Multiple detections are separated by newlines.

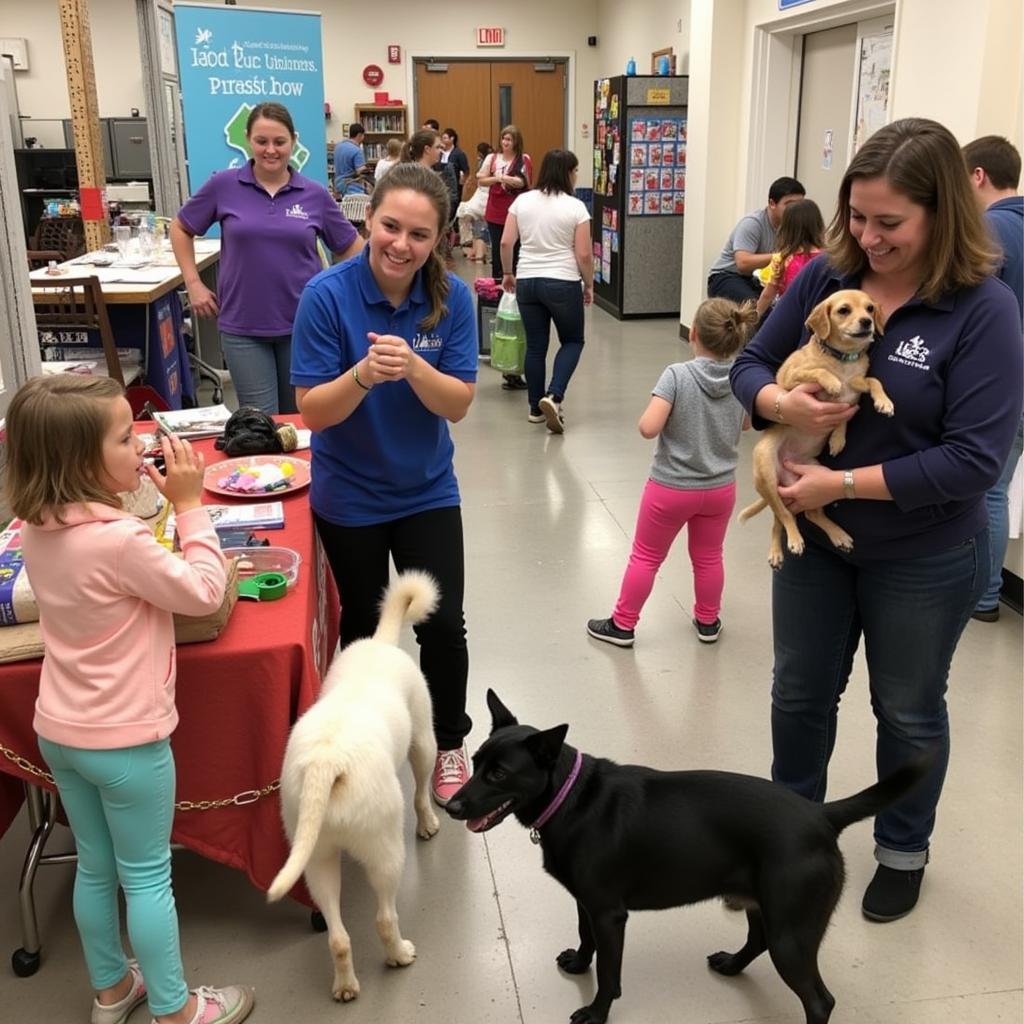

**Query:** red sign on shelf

left=476, top=26, right=505, bottom=47
left=387, top=45, right=401, bottom=64
left=362, top=64, right=384, bottom=87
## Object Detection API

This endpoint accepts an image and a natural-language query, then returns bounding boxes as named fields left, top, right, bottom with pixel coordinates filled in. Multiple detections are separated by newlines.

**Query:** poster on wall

left=627, top=117, right=686, bottom=215
left=173, top=2, right=327, bottom=200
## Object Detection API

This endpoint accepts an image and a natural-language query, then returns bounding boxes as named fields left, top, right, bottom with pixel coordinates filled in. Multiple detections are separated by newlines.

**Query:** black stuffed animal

left=215, top=407, right=285, bottom=457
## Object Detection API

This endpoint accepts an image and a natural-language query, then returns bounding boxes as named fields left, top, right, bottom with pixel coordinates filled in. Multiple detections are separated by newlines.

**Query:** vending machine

left=592, top=74, right=688, bottom=319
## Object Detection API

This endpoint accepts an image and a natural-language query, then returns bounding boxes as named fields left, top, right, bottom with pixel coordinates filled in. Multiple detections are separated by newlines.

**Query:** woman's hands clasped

left=361, top=332, right=420, bottom=384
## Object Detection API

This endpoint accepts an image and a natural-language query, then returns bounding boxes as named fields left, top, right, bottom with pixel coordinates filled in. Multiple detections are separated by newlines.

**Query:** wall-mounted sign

left=476, top=27, right=505, bottom=47
left=387, top=45, right=401, bottom=64
left=362, top=64, right=384, bottom=87
left=646, top=88, right=671, bottom=105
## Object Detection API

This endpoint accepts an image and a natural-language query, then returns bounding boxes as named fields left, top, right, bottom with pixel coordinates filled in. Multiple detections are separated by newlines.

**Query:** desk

left=29, top=242, right=221, bottom=408
left=0, top=422, right=338, bottom=973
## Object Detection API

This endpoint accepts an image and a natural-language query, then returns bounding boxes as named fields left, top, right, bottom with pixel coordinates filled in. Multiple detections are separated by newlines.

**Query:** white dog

left=267, top=571, right=441, bottom=1002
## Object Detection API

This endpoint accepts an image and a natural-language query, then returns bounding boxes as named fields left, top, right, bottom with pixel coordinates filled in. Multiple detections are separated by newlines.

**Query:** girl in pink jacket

left=5, top=375, right=253, bottom=1024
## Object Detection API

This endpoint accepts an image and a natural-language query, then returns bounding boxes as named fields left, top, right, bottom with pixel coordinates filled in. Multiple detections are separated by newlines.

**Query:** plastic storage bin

left=222, top=547, right=302, bottom=588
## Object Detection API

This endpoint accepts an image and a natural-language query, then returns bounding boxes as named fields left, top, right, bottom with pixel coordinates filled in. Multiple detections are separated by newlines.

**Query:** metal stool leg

left=12, top=784, right=56, bottom=976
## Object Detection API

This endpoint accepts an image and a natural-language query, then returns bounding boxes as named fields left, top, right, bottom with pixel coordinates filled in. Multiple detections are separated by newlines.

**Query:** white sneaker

left=539, top=395, right=564, bottom=434
left=91, top=960, right=146, bottom=1024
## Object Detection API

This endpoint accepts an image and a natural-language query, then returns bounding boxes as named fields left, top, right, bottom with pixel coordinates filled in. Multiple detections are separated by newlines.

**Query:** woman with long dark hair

left=500, top=149, right=593, bottom=432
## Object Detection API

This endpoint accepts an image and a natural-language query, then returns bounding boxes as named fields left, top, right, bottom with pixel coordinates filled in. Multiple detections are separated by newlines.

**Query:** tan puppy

left=267, top=571, right=441, bottom=1002
left=739, top=289, right=893, bottom=567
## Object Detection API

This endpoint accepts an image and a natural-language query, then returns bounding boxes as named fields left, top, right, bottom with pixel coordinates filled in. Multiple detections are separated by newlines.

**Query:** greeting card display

left=627, top=117, right=687, bottom=216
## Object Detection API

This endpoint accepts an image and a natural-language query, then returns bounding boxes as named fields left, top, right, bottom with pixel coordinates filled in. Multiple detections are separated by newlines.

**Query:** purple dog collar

left=529, top=750, right=583, bottom=845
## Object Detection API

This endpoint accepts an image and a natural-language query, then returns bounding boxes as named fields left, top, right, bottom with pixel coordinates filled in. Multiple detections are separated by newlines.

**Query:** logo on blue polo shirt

left=889, top=335, right=931, bottom=371
left=285, top=203, right=310, bottom=220
left=412, top=333, right=443, bottom=352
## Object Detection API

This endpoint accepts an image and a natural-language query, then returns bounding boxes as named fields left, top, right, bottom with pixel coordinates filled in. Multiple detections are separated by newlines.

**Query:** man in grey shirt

left=707, top=176, right=805, bottom=303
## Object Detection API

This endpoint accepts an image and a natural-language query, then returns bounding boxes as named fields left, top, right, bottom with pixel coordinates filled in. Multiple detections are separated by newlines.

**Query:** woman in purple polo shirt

left=170, top=102, right=363, bottom=414
left=730, top=118, right=1022, bottom=923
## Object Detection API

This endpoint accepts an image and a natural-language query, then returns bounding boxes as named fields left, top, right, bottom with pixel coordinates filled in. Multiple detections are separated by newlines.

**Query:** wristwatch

left=842, top=470, right=856, bottom=500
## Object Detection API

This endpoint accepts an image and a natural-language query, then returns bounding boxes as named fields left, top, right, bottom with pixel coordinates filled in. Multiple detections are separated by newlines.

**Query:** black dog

left=446, top=690, right=929, bottom=1024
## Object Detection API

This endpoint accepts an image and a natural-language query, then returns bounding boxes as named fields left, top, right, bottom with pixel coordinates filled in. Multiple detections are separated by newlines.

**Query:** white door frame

left=746, top=0, right=896, bottom=212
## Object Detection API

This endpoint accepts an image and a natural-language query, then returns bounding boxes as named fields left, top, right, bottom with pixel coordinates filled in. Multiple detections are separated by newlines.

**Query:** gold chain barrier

left=0, top=742, right=279, bottom=811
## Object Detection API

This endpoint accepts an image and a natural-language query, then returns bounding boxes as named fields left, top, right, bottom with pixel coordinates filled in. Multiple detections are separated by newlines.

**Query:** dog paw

left=386, top=940, right=416, bottom=967
left=417, top=811, right=440, bottom=839
left=831, top=531, right=854, bottom=551
left=875, top=399, right=895, bottom=416
left=332, top=979, right=360, bottom=1002
left=768, top=550, right=784, bottom=570
left=828, top=436, right=846, bottom=457
left=569, top=1005, right=609, bottom=1024
left=556, top=948, right=593, bottom=974
left=785, top=536, right=805, bottom=556
left=707, top=950, right=745, bottom=976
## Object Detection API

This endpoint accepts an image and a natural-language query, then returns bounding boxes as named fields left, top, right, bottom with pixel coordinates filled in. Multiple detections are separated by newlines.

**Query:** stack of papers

left=152, top=404, right=233, bottom=439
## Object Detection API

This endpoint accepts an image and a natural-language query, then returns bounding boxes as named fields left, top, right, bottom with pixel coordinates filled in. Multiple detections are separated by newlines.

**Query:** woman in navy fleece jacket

left=730, top=118, right=1022, bottom=923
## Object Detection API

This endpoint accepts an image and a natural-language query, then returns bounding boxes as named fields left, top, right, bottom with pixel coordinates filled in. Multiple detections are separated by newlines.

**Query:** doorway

left=414, top=59, right=567, bottom=174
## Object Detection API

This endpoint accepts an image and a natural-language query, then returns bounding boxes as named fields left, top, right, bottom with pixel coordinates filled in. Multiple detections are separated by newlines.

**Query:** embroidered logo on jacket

left=888, top=335, right=931, bottom=371
left=285, top=203, right=310, bottom=220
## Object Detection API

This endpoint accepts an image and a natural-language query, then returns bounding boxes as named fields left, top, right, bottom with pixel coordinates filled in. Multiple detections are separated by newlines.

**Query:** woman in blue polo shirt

left=171, top=102, right=363, bottom=414
left=731, top=118, right=1023, bottom=923
left=291, top=162, right=478, bottom=806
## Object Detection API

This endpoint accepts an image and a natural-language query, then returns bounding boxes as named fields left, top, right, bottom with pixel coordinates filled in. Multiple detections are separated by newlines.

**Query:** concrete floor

left=1, top=255, right=1021, bottom=1023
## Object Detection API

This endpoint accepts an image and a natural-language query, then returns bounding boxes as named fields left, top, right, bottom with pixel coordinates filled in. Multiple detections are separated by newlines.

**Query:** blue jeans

left=770, top=530, right=987, bottom=869
left=37, top=738, right=189, bottom=1016
left=979, top=418, right=1024, bottom=610
left=220, top=332, right=297, bottom=415
left=515, top=277, right=585, bottom=411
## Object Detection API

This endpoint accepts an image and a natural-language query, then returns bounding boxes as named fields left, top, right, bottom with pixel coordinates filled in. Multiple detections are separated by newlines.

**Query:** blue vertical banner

left=173, top=3, right=326, bottom=195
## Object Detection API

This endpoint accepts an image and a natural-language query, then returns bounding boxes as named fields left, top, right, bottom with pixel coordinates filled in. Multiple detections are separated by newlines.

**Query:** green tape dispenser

left=238, top=571, right=288, bottom=602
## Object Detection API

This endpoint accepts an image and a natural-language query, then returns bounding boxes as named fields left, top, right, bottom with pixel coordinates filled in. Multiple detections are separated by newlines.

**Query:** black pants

left=488, top=221, right=520, bottom=280
left=707, top=271, right=761, bottom=303
left=314, top=506, right=471, bottom=750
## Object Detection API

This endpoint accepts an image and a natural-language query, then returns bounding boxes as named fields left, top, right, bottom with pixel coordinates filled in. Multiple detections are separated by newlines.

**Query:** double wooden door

left=414, top=60, right=567, bottom=178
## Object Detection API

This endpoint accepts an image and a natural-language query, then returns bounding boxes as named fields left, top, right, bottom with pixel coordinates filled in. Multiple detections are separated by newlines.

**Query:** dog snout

left=858, top=316, right=873, bottom=331
left=444, top=793, right=468, bottom=819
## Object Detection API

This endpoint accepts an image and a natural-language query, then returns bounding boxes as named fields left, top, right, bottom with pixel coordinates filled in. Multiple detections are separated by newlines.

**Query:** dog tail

left=373, top=570, right=440, bottom=646
left=266, top=760, right=340, bottom=902
left=822, top=754, right=933, bottom=835
left=738, top=498, right=767, bottom=523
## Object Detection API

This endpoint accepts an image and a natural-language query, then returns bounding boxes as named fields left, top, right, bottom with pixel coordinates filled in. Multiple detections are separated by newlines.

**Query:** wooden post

left=58, top=0, right=109, bottom=251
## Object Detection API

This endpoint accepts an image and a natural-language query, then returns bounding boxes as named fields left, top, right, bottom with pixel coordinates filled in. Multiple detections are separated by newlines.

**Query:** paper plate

left=204, top=455, right=311, bottom=498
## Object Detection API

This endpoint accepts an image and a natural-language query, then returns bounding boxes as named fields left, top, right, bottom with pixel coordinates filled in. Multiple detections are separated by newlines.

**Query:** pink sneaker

left=432, top=746, right=470, bottom=807
left=92, top=960, right=146, bottom=1024
left=153, top=985, right=254, bottom=1024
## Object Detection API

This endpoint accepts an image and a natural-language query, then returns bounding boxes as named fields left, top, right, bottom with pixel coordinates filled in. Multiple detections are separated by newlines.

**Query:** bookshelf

left=353, top=104, right=407, bottom=162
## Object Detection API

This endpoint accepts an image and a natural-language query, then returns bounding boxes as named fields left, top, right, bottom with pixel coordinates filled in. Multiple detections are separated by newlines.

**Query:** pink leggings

left=612, top=478, right=736, bottom=630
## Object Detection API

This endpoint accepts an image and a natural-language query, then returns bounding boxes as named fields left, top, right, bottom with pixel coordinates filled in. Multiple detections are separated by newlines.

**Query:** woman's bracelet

left=352, top=364, right=372, bottom=391
left=773, top=389, right=787, bottom=423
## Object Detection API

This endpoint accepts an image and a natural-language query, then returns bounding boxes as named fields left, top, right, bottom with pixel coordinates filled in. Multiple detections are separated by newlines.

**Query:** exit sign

left=476, top=26, right=505, bottom=47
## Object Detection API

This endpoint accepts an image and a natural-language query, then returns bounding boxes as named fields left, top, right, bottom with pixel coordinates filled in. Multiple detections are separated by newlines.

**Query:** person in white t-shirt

left=501, top=149, right=593, bottom=433
left=373, top=138, right=402, bottom=183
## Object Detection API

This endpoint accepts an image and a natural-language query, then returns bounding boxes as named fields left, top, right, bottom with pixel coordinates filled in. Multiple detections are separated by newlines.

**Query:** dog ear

left=805, top=299, right=831, bottom=340
left=486, top=689, right=518, bottom=731
left=524, top=723, right=569, bottom=768
left=871, top=302, right=887, bottom=335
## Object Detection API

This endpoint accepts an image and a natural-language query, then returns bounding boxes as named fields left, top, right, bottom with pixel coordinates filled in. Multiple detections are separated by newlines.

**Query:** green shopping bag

left=491, top=291, right=526, bottom=374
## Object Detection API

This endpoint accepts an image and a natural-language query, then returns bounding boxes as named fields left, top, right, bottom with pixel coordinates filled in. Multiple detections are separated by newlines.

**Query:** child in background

left=5, top=375, right=252, bottom=1024
left=755, top=198, right=825, bottom=318
left=587, top=299, right=758, bottom=646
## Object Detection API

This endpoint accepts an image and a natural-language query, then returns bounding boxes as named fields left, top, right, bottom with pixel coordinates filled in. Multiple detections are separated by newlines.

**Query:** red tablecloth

left=0, top=420, right=337, bottom=903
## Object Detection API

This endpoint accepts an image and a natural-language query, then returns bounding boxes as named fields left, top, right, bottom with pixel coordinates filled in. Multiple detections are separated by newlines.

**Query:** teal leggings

left=38, top=737, right=189, bottom=1016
